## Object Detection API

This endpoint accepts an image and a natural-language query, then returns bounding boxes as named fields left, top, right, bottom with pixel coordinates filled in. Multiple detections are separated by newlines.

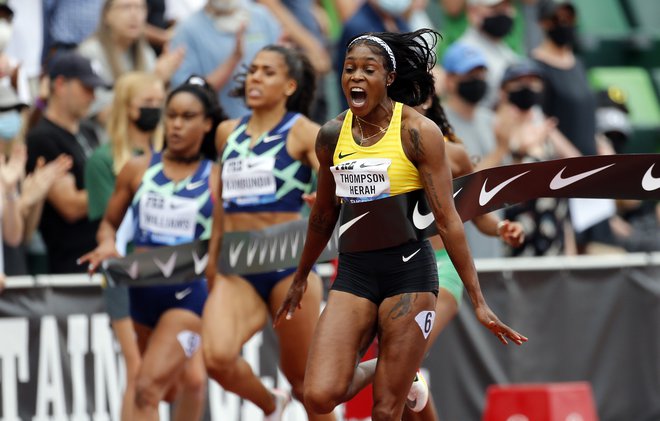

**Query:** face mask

left=508, top=87, right=542, bottom=110
left=0, top=110, right=22, bottom=141
left=547, top=24, right=575, bottom=47
left=457, top=78, right=488, bottom=104
left=209, top=0, right=241, bottom=13
left=481, top=13, right=514, bottom=39
left=134, top=107, right=162, bottom=132
left=375, top=0, right=412, bottom=17
left=0, top=19, right=13, bottom=52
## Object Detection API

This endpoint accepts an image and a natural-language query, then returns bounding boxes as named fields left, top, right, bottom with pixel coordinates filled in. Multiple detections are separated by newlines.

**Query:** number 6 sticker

left=415, top=311, right=436, bottom=339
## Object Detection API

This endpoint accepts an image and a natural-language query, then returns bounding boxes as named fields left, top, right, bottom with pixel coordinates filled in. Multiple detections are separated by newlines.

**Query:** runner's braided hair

left=424, top=93, right=462, bottom=144
left=346, top=29, right=439, bottom=107
left=232, top=45, right=317, bottom=117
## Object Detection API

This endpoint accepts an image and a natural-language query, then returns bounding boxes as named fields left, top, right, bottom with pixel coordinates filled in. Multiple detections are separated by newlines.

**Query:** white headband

left=348, top=35, right=397, bottom=71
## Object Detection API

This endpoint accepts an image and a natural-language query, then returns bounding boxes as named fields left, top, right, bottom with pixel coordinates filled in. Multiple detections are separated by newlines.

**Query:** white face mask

left=375, top=0, right=412, bottom=17
left=209, top=0, right=241, bottom=13
left=0, top=19, right=13, bottom=52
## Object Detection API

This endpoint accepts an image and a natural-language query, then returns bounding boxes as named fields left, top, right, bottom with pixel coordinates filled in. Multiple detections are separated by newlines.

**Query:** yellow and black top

left=331, top=102, right=422, bottom=203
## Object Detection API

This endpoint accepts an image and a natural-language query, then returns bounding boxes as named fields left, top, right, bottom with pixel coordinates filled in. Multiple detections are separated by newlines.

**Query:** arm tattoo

left=388, top=293, right=417, bottom=320
left=422, top=170, right=443, bottom=212
left=408, top=128, right=425, bottom=160
left=309, top=211, right=336, bottom=236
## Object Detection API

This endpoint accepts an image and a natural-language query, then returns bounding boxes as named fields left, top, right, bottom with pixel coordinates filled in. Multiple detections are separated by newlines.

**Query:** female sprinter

left=80, top=79, right=224, bottom=420
left=203, top=45, right=335, bottom=421
left=275, top=29, right=527, bottom=421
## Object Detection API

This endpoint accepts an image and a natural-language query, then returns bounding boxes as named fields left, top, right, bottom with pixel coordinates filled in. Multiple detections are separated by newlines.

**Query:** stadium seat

left=482, top=382, right=599, bottom=421
left=573, top=0, right=638, bottom=67
left=589, top=66, right=660, bottom=153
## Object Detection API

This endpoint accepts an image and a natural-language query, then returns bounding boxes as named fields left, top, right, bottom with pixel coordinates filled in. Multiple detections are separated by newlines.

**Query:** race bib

left=139, top=191, right=197, bottom=240
left=331, top=158, right=391, bottom=202
left=222, top=156, right=277, bottom=205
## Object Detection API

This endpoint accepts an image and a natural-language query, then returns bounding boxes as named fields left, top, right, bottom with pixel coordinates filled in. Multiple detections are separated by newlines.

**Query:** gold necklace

left=355, top=117, right=386, bottom=145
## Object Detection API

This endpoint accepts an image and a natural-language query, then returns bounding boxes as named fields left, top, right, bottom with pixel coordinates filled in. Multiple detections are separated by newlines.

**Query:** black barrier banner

left=102, top=219, right=340, bottom=287
left=103, top=154, right=660, bottom=285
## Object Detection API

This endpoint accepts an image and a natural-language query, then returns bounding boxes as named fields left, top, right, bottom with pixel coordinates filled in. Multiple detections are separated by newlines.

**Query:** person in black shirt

left=25, top=51, right=106, bottom=273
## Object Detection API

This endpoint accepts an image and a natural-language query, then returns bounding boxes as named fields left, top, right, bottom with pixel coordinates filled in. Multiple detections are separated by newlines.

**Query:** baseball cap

left=0, top=0, right=13, bottom=18
left=442, top=42, right=487, bottom=75
left=537, top=0, right=575, bottom=21
left=48, top=51, right=110, bottom=89
left=0, top=85, right=27, bottom=111
left=501, top=60, right=543, bottom=86
left=595, top=87, right=631, bottom=136
left=468, top=0, right=507, bottom=6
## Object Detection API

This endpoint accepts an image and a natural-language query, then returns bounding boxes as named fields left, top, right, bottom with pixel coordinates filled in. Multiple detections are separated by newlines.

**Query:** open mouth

left=350, top=87, right=367, bottom=107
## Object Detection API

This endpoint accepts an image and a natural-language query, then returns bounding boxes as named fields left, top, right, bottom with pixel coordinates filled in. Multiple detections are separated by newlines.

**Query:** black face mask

left=508, top=87, right=542, bottom=110
left=134, top=107, right=162, bottom=132
left=481, top=13, right=514, bottom=39
left=457, top=78, right=488, bottom=104
left=547, top=24, right=576, bottom=47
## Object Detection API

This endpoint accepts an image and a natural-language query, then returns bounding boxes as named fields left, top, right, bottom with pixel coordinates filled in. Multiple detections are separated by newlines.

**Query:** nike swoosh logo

left=186, top=179, right=206, bottom=190
left=192, top=251, right=208, bottom=275
left=642, top=164, right=660, bottom=191
left=412, top=201, right=434, bottom=230
left=402, top=248, right=421, bottom=262
left=228, top=240, right=245, bottom=268
left=359, top=162, right=385, bottom=168
left=175, top=287, right=192, bottom=300
left=479, top=171, right=530, bottom=206
left=154, top=252, right=177, bottom=278
left=339, top=212, right=369, bottom=237
left=549, top=164, right=614, bottom=190
left=127, top=261, right=139, bottom=280
left=263, top=134, right=283, bottom=143
left=453, top=187, right=462, bottom=198
left=338, top=151, right=356, bottom=159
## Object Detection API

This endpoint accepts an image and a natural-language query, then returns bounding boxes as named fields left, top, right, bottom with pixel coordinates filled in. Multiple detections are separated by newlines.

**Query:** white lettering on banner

left=331, top=158, right=392, bottom=201
left=68, top=315, right=90, bottom=421
left=222, top=156, right=277, bottom=202
left=0, top=318, right=29, bottom=421
left=139, top=191, right=197, bottom=240
left=92, top=314, right=121, bottom=421
left=34, top=316, right=67, bottom=421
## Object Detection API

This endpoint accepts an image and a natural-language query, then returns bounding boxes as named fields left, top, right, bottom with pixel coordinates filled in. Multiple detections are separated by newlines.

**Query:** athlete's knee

left=182, top=363, right=207, bottom=401
left=203, top=342, right=240, bottom=378
left=135, top=375, right=164, bottom=410
left=304, top=383, right=347, bottom=414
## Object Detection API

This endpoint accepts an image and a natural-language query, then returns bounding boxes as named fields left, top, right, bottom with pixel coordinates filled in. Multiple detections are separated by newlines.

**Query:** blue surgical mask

left=0, top=110, right=22, bottom=141
left=376, top=0, right=412, bottom=17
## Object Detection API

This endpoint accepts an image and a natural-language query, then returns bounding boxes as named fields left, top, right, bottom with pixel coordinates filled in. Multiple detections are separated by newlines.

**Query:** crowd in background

left=0, top=0, right=658, bottom=286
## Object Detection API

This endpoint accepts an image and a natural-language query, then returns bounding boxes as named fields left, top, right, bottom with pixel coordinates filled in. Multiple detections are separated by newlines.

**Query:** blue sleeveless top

left=220, top=112, right=313, bottom=213
left=131, top=152, right=214, bottom=247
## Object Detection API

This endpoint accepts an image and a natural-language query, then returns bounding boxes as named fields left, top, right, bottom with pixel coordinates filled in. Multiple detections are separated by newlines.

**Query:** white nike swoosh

left=154, top=252, right=177, bottom=278
left=642, top=164, right=660, bottom=191
left=549, top=164, right=614, bottom=190
left=228, top=240, right=245, bottom=268
left=412, top=201, right=434, bottom=230
left=127, top=261, right=139, bottom=280
left=192, top=251, right=208, bottom=275
left=339, top=212, right=370, bottom=237
left=263, top=134, right=283, bottom=143
left=402, top=248, right=421, bottom=262
left=175, top=287, right=192, bottom=300
left=186, top=180, right=206, bottom=190
left=453, top=187, right=462, bottom=198
left=479, top=171, right=530, bottom=206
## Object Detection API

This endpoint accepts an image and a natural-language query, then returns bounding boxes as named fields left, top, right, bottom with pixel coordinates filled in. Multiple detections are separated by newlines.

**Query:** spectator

left=442, top=41, right=508, bottom=258
left=531, top=0, right=597, bottom=156
left=456, top=0, right=519, bottom=108
left=170, top=0, right=281, bottom=119
left=0, top=1, right=31, bottom=105
left=77, top=0, right=184, bottom=129
left=25, top=51, right=106, bottom=274
left=494, top=60, right=579, bottom=256
left=0, top=141, right=25, bottom=282
left=42, top=0, right=104, bottom=60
